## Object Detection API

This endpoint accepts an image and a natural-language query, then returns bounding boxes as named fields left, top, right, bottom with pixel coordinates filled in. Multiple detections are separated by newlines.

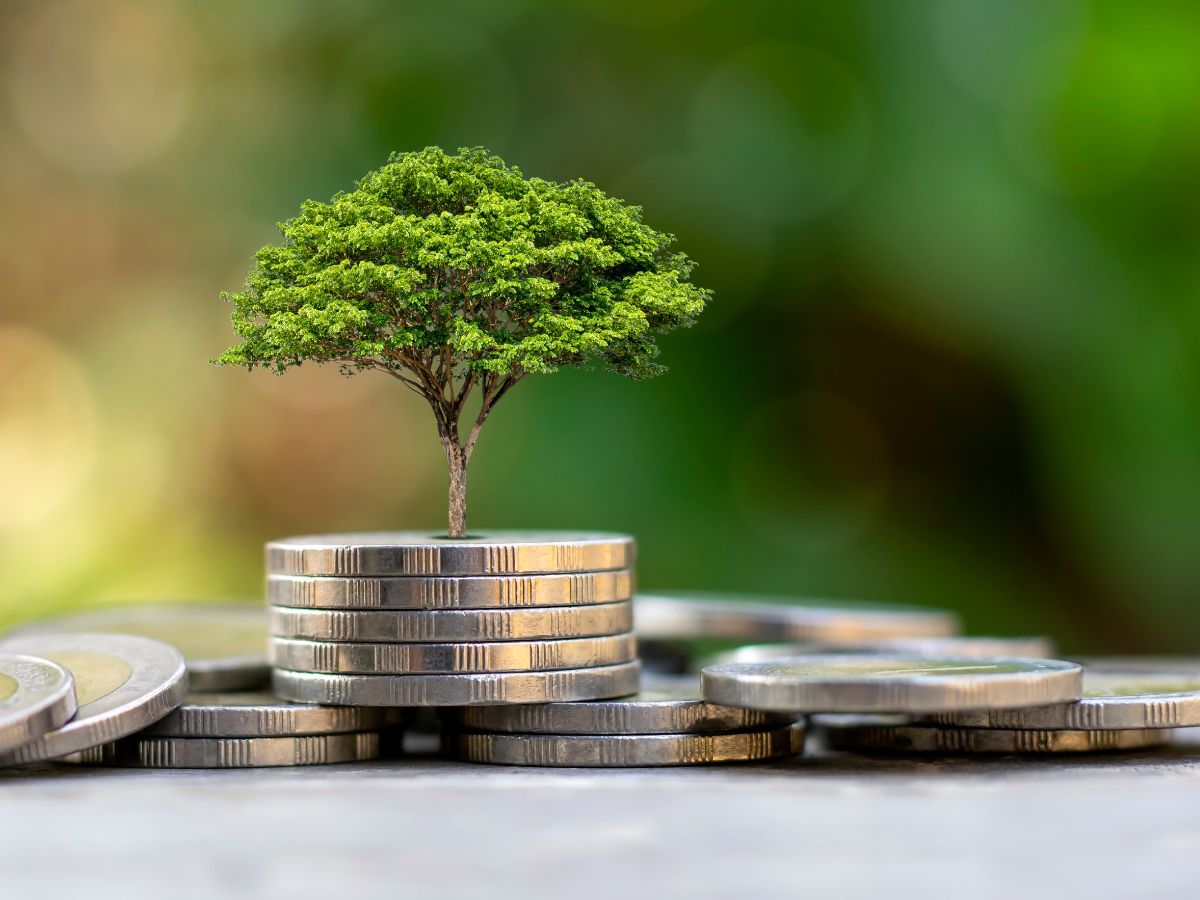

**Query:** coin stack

left=71, top=692, right=389, bottom=768
left=447, top=674, right=803, bottom=767
left=265, top=532, right=642, bottom=707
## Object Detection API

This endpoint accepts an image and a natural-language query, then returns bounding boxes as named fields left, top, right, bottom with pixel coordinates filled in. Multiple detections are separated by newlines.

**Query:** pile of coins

left=0, top=535, right=1198, bottom=770
left=446, top=674, right=802, bottom=767
left=265, top=532, right=641, bottom=707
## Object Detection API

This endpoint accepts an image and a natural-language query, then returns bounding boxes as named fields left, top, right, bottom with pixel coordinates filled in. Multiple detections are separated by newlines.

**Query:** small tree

left=217, top=147, right=710, bottom=537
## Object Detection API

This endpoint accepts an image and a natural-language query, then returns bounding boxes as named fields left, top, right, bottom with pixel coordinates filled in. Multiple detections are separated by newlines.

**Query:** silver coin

left=140, top=691, right=394, bottom=738
left=0, top=654, right=77, bottom=753
left=819, top=719, right=1170, bottom=754
left=709, top=635, right=1058, bottom=667
left=267, top=531, right=635, bottom=576
left=0, top=633, right=187, bottom=764
left=451, top=724, right=804, bottom=767
left=268, top=570, right=635, bottom=610
left=70, top=732, right=380, bottom=768
left=268, top=633, right=637, bottom=675
left=7, top=602, right=269, bottom=691
left=928, top=661, right=1200, bottom=729
left=269, top=602, right=633, bottom=643
left=636, top=591, right=959, bottom=643
left=701, top=656, right=1082, bottom=713
left=273, top=660, right=642, bottom=707
left=459, top=675, right=795, bottom=735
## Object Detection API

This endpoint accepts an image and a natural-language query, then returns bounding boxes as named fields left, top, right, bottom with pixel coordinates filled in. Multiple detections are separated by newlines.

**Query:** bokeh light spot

left=6, top=0, right=194, bottom=173
left=0, top=327, right=98, bottom=529
left=1004, top=38, right=1164, bottom=194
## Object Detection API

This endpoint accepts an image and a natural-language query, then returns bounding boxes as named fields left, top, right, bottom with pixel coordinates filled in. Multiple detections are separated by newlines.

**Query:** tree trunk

left=445, top=442, right=469, bottom=538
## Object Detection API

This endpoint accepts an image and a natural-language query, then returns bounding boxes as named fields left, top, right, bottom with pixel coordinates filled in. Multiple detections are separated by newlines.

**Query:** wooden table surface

left=4, top=729, right=1199, bottom=899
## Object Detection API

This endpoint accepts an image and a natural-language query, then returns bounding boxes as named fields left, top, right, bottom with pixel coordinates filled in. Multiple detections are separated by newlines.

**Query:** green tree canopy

left=218, top=146, right=710, bottom=535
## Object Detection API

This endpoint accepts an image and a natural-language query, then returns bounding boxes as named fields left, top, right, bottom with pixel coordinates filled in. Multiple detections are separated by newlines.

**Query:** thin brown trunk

left=444, top=441, right=468, bottom=538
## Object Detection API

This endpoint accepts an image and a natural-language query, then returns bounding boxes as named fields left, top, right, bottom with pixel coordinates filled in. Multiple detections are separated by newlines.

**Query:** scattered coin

left=269, top=633, right=637, bottom=675
left=267, top=531, right=635, bottom=577
left=268, top=570, right=635, bottom=610
left=701, top=656, right=1082, bottom=713
left=818, top=719, right=1170, bottom=754
left=459, top=674, right=794, bottom=735
left=273, top=660, right=642, bottom=707
left=709, top=635, right=1057, bottom=667
left=140, top=692, right=395, bottom=738
left=0, top=654, right=77, bottom=754
left=929, top=661, right=1200, bottom=729
left=636, top=592, right=959, bottom=643
left=451, top=724, right=804, bottom=767
left=268, top=602, right=633, bottom=643
left=8, top=602, right=269, bottom=691
left=71, top=732, right=381, bottom=768
left=0, top=633, right=187, bottom=765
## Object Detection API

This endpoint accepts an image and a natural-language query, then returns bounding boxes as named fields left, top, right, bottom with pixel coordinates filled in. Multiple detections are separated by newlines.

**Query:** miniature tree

left=217, top=147, right=710, bottom=537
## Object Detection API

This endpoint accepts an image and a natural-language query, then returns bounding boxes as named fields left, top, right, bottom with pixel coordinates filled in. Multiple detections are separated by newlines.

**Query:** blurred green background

left=0, top=0, right=1197, bottom=651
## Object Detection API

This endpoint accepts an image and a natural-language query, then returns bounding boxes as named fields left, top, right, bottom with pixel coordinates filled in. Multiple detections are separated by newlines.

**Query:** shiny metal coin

left=0, top=654, right=77, bottom=753
left=819, top=719, right=1169, bottom=754
left=140, top=692, right=394, bottom=737
left=459, top=675, right=795, bottom=735
left=269, top=633, right=637, bottom=675
left=7, top=602, right=268, bottom=691
left=267, top=531, right=635, bottom=576
left=269, top=602, right=632, bottom=643
left=0, top=633, right=187, bottom=764
left=709, top=635, right=1058, bottom=667
left=273, top=660, right=641, bottom=707
left=636, top=591, right=959, bottom=643
left=701, top=656, right=1082, bottom=713
left=268, top=570, right=634, bottom=610
left=928, top=660, right=1200, bottom=729
left=71, top=732, right=380, bottom=768
left=451, top=724, right=804, bottom=767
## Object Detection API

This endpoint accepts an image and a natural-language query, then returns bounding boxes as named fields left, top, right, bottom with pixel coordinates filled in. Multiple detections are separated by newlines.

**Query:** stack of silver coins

left=266, top=532, right=642, bottom=707
left=446, top=674, right=804, bottom=767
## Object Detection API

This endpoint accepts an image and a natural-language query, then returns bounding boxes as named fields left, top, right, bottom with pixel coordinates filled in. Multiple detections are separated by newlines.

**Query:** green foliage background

left=0, top=0, right=1197, bottom=651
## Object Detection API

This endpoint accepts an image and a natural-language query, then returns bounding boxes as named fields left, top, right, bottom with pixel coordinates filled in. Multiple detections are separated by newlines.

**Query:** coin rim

left=68, top=732, right=382, bottom=768
left=0, top=633, right=188, bottom=764
left=272, top=660, right=643, bottom=707
left=0, top=653, right=78, bottom=754
left=268, top=633, right=637, bottom=675
left=701, top=655, right=1084, bottom=713
left=451, top=724, right=805, bottom=767
left=268, top=601, right=633, bottom=642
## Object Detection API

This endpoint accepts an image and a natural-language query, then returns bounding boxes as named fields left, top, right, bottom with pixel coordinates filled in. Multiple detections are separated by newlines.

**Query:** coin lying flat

left=701, top=656, right=1083, bottom=713
left=451, top=724, right=804, bottom=767
left=273, top=660, right=642, bottom=707
left=72, top=732, right=381, bottom=768
left=8, top=602, right=269, bottom=691
left=267, top=532, right=635, bottom=577
left=928, top=662, right=1200, bottom=730
left=709, top=636, right=1058, bottom=667
left=636, top=592, right=959, bottom=643
left=269, top=602, right=633, bottom=643
left=268, top=570, right=635, bottom=610
left=0, top=633, right=187, bottom=764
left=819, top=719, right=1170, bottom=754
left=269, top=633, right=637, bottom=675
left=140, top=692, right=394, bottom=738
left=459, top=675, right=795, bottom=735
left=0, top=654, right=77, bottom=753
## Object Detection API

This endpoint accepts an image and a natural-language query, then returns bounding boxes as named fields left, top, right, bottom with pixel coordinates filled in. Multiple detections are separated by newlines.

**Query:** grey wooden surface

left=4, top=733, right=1200, bottom=900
